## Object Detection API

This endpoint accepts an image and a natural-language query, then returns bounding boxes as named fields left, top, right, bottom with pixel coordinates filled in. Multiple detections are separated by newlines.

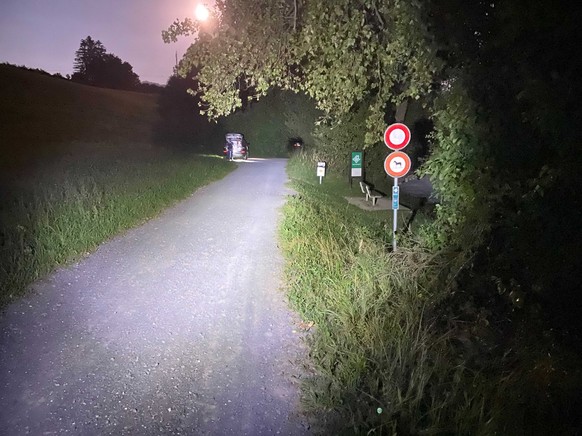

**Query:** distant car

left=223, top=133, right=250, bottom=160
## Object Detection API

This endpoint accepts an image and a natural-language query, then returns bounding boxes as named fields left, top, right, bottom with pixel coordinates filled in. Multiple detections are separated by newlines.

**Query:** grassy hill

left=0, top=64, right=233, bottom=305
left=0, top=63, right=160, bottom=170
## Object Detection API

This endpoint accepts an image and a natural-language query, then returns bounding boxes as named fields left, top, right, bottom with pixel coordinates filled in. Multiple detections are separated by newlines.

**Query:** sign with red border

left=384, top=152, right=411, bottom=178
left=384, top=123, right=411, bottom=150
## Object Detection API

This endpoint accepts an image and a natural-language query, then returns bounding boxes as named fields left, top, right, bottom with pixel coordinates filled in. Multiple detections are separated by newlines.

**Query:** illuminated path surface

left=0, top=158, right=309, bottom=435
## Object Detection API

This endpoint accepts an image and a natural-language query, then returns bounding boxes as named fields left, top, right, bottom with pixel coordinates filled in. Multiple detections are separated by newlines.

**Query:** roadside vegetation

left=0, top=65, right=233, bottom=305
left=166, top=1, right=582, bottom=432
left=281, top=154, right=582, bottom=434
left=219, top=90, right=318, bottom=157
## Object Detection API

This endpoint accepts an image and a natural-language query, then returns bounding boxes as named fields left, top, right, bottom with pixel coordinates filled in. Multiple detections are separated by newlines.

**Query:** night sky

left=0, top=0, right=200, bottom=84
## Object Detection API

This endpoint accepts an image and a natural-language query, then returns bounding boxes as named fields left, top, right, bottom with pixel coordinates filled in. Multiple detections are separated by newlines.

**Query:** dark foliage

left=153, top=70, right=218, bottom=150
left=136, top=82, right=164, bottom=94
left=429, top=0, right=582, bottom=332
left=0, top=62, right=69, bottom=81
left=424, top=0, right=582, bottom=430
left=71, top=36, right=140, bottom=90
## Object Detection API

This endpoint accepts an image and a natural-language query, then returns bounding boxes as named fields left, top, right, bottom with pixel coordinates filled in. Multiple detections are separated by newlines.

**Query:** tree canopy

left=163, top=1, right=438, bottom=131
left=163, top=0, right=580, bottom=252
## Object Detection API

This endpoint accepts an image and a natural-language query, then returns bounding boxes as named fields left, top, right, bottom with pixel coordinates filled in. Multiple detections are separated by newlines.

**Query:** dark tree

left=72, top=36, right=106, bottom=83
left=153, top=69, right=218, bottom=149
left=72, top=36, right=140, bottom=90
left=137, top=82, right=164, bottom=94
left=93, top=54, right=140, bottom=90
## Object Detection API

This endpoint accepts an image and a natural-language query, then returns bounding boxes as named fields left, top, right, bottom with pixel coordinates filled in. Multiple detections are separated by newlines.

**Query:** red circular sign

left=384, top=152, right=411, bottom=178
left=384, top=123, right=411, bottom=150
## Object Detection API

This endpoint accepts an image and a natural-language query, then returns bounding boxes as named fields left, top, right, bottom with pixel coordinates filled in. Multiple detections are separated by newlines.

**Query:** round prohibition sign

left=384, top=123, right=411, bottom=150
left=384, top=151, right=411, bottom=178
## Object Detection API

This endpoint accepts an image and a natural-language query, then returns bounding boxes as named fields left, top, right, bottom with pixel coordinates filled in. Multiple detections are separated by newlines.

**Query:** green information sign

left=351, top=152, right=363, bottom=177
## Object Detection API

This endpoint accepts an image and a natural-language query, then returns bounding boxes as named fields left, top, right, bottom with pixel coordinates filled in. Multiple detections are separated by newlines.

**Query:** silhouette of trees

left=72, top=36, right=140, bottom=90
left=154, top=69, right=218, bottom=149
left=72, top=36, right=106, bottom=82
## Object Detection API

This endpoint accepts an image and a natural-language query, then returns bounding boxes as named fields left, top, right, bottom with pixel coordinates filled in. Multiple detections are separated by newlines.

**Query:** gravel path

left=0, top=158, right=309, bottom=435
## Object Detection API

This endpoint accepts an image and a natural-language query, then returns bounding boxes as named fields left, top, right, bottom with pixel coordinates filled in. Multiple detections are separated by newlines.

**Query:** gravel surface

left=0, top=158, right=309, bottom=435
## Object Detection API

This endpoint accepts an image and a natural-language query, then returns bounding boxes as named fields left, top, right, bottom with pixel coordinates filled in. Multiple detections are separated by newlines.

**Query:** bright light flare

left=195, top=4, right=210, bottom=21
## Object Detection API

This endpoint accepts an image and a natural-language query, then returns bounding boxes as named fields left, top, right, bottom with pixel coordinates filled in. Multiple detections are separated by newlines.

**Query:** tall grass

left=0, top=144, right=233, bottom=305
left=280, top=155, right=504, bottom=434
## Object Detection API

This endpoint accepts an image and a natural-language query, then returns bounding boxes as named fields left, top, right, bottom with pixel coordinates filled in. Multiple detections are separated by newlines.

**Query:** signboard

left=384, top=123, right=411, bottom=150
left=392, top=186, right=400, bottom=210
left=384, top=123, right=411, bottom=253
left=317, top=161, right=326, bottom=184
left=351, top=152, right=363, bottom=177
left=384, top=152, right=412, bottom=178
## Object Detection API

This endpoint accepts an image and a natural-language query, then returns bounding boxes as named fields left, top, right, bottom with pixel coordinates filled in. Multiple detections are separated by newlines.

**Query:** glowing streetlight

left=195, top=4, right=210, bottom=21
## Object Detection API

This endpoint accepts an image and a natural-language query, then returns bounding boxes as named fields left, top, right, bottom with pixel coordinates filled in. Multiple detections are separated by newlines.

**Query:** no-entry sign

left=384, top=151, right=411, bottom=178
left=384, top=123, right=411, bottom=150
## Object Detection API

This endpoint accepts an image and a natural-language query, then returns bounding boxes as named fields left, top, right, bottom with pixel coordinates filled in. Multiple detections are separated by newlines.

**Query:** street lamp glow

left=195, top=4, right=210, bottom=21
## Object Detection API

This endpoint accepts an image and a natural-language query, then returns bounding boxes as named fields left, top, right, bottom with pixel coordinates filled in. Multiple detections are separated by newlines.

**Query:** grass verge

left=279, top=154, right=582, bottom=434
left=280, top=155, right=463, bottom=433
left=0, top=144, right=233, bottom=306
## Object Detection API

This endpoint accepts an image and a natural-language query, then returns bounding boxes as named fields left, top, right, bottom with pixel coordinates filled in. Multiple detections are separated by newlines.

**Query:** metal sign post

left=392, top=180, right=399, bottom=252
left=384, top=124, right=412, bottom=252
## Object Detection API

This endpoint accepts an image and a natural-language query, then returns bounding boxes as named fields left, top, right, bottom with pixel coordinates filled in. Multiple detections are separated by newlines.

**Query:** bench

left=359, top=181, right=384, bottom=206
left=365, top=185, right=384, bottom=206
left=359, top=181, right=368, bottom=195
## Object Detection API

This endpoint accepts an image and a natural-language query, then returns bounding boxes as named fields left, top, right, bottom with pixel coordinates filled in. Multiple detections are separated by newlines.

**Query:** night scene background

left=1, top=0, right=582, bottom=434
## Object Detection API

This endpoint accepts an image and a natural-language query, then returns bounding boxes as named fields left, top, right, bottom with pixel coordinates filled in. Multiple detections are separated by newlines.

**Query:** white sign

left=384, top=123, right=411, bottom=150
left=317, top=162, right=326, bottom=177
left=384, top=152, right=411, bottom=178
left=351, top=152, right=363, bottom=177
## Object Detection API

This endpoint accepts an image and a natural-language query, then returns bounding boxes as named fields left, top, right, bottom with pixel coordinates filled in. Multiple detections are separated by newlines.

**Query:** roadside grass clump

left=280, top=156, right=498, bottom=434
left=0, top=145, right=233, bottom=306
